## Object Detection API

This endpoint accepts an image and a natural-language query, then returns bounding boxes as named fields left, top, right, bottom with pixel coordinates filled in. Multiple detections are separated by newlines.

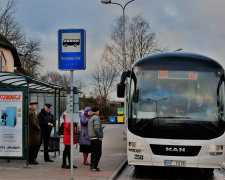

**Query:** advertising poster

left=0, top=91, right=23, bottom=157
left=118, top=108, right=124, bottom=115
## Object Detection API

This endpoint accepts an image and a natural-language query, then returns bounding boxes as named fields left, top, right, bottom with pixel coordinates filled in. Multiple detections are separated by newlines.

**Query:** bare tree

left=0, top=0, right=24, bottom=47
left=127, top=15, right=158, bottom=66
left=19, top=39, right=42, bottom=78
left=92, top=62, right=117, bottom=100
left=40, top=71, right=86, bottom=94
left=91, top=62, right=118, bottom=114
left=41, top=71, right=70, bottom=87
left=0, top=0, right=42, bottom=77
left=103, top=15, right=165, bottom=72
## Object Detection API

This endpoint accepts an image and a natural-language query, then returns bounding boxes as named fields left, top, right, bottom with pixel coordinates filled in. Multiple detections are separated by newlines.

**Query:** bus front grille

left=150, top=144, right=201, bottom=156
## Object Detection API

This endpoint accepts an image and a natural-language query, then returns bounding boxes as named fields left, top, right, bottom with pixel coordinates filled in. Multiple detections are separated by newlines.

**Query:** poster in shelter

left=0, top=91, right=23, bottom=157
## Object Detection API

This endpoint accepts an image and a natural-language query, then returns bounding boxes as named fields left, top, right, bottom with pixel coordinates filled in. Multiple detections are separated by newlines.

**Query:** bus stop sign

left=58, top=29, right=86, bottom=70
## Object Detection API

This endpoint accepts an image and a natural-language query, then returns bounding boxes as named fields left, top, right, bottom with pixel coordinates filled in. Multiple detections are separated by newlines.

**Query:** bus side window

left=129, top=79, right=135, bottom=102
left=218, top=82, right=225, bottom=119
left=129, top=79, right=135, bottom=118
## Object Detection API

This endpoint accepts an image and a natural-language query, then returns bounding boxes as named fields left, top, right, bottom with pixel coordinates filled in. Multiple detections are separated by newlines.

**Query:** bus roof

left=133, top=52, right=223, bottom=72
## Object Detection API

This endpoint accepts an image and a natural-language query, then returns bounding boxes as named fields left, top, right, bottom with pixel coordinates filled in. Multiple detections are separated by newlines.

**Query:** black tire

left=134, top=165, right=143, bottom=172
left=204, top=168, right=214, bottom=176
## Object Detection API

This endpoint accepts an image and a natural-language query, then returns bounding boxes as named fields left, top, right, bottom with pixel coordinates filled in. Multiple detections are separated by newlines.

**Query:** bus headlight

left=129, top=142, right=143, bottom=149
left=128, top=149, right=142, bottom=153
left=208, top=145, right=223, bottom=156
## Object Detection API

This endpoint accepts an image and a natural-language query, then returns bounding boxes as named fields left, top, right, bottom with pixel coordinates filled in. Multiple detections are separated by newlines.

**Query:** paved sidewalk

left=0, top=124, right=126, bottom=180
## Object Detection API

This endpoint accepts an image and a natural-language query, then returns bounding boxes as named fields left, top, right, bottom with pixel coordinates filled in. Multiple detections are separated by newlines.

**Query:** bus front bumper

left=128, top=150, right=223, bottom=169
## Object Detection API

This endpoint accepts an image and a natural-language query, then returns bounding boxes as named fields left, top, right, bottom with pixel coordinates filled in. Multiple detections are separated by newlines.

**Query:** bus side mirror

left=117, top=83, right=125, bottom=98
left=217, top=96, right=220, bottom=107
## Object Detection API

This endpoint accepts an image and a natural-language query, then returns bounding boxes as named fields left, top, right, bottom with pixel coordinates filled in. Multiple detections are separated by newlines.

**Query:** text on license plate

left=164, top=160, right=186, bottom=167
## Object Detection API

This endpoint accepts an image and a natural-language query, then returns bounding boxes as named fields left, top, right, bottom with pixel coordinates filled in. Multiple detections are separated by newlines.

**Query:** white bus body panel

left=127, top=129, right=225, bottom=169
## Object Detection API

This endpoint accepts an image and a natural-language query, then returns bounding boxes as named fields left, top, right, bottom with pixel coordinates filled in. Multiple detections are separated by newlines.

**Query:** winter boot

left=62, top=149, right=68, bottom=168
left=83, top=153, right=89, bottom=165
left=68, top=152, right=77, bottom=168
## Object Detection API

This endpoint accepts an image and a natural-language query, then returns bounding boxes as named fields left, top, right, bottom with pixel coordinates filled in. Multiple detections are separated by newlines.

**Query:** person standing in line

left=79, top=107, right=92, bottom=165
left=28, top=102, right=41, bottom=164
left=38, top=104, right=55, bottom=162
left=88, top=106, right=103, bottom=172
left=61, top=113, right=77, bottom=169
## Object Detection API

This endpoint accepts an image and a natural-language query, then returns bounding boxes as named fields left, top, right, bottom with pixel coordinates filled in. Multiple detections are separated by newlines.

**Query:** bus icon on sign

left=63, top=39, right=80, bottom=47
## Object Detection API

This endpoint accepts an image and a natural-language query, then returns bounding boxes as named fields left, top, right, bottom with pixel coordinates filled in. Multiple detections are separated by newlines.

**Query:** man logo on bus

left=166, top=147, right=185, bottom=152
left=63, top=39, right=80, bottom=47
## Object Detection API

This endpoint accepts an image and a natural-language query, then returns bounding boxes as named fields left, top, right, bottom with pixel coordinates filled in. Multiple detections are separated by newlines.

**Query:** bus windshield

left=129, top=70, right=225, bottom=139
left=132, top=70, right=220, bottom=121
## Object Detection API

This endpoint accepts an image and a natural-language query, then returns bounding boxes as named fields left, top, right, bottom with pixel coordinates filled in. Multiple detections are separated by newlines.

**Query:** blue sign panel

left=58, top=29, right=86, bottom=70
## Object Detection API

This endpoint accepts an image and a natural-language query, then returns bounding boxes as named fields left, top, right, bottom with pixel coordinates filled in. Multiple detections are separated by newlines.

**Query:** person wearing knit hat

left=91, top=106, right=99, bottom=113
left=88, top=106, right=103, bottom=172
left=30, top=102, right=38, bottom=105
left=79, top=107, right=92, bottom=165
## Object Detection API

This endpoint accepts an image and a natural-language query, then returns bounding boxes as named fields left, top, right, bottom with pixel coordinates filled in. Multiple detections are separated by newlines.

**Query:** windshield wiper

left=146, top=98, right=168, bottom=116
left=147, top=98, right=168, bottom=102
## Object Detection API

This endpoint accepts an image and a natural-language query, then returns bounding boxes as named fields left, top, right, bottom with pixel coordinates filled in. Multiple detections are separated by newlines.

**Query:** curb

left=108, top=158, right=128, bottom=180
left=214, top=169, right=225, bottom=180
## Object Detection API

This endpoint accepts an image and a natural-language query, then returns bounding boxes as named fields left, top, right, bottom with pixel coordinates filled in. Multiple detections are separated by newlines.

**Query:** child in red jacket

left=61, top=114, right=77, bottom=169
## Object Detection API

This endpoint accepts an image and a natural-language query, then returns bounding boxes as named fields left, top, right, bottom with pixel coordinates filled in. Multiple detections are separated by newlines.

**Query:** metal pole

left=54, top=89, right=57, bottom=137
left=70, top=70, right=74, bottom=180
left=101, top=0, right=135, bottom=138
left=122, top=7, right=126, bottom=70
left=122, top=7, right=128, bottom=139
left=123, top=0, right=135, bottom=69
left=26, top=83, right=29, bottom=168
left=103, top=0, right=135, bottom=69
left=54, top=89, right=57, bottom=157
left=58, top=90, right=61, bottom=156
left=58, top=90, right=60, bottom=134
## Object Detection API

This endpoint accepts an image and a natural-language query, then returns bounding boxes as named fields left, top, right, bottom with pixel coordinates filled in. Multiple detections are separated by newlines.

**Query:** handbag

left=58, top=122, right=64, bottom=136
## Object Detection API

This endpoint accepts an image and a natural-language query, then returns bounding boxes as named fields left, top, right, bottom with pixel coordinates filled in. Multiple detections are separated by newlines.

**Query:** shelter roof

left=0, top=72, right=66, bottom=91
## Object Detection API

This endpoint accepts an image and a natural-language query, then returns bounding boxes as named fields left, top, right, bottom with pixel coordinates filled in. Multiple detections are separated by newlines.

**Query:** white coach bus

left=117, top=52, right=225, bottom=174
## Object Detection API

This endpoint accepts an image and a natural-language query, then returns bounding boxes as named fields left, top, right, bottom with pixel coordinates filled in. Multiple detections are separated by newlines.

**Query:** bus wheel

left=203, top=168, right=214, bottom=176
left=134, top=165, right=143, bottom=172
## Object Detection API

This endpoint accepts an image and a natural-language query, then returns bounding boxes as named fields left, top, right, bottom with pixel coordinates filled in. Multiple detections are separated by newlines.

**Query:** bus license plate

left=164, top=160, right=186, bottom=167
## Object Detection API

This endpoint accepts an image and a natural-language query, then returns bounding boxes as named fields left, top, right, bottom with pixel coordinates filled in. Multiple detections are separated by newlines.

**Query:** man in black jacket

left=38, top=104, right=55, bottom=162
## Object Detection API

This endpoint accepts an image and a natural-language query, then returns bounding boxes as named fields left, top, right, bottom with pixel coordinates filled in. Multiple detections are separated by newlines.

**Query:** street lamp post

left=101, top=0, right=135, bottom=70
left=101, top=0, right=135, bottom=139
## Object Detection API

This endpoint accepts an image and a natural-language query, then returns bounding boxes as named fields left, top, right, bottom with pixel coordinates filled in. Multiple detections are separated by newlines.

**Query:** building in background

left=0, top=34, right=21, bottom=72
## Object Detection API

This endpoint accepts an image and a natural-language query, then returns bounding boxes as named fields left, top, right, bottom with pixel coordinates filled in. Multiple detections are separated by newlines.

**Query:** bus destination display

left=158, top=71, right=198, bottom=80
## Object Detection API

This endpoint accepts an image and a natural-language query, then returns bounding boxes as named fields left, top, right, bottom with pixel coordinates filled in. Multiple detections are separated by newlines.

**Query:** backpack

left=58, top=122, right=64, bottom=136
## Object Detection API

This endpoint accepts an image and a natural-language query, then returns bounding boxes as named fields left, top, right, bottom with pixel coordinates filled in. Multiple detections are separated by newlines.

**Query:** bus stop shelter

left=0, top=71, right=67, bottom=165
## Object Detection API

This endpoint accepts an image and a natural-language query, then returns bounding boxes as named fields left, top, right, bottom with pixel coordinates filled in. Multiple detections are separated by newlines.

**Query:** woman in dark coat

left=61, top=113, right=77, bottom=169
left=79, top=107, right=91, bottom=165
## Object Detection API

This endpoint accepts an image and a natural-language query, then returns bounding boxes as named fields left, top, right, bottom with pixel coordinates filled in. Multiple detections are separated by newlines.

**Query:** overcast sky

left=5, top=0, right=225, bottom=89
